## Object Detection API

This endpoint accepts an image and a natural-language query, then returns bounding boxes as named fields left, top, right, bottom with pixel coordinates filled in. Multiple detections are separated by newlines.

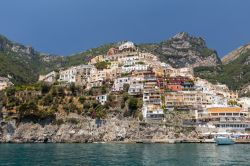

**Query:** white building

left=118, top=41, right=135, bottom=51
left=59, top=65, right=95, bottom=84
left=128, top=76, right=144, bottom=95
left=96, top=94, right=108, bottom=105
left=118, top=55, right=139, bottom=66
left=112, top=77, right=130, bottom=92
left=0, top=77, right=13, bottom=91
left=142, top=88, right=164, bottom=120
left=39, top=71, right=58, bottom=83
left=121, top=64, right=149, bottom=73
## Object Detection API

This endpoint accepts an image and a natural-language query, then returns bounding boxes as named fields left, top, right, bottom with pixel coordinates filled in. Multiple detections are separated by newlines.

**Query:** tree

left=78, top=96, right=86, bottom=104
left=128, top=97, right=138, bottom=116
left=94, top=61, right=111, bottom=70
left=123, top=83, right=130, bottom=92
left=106, top=94, right=116, bottom=108
left=42, top=94, right=53, bottom=106
left=18, top=102, right=39, bottom=119
left=228, top=100, right=237, bottom=106
left=6, top=87, right=15, bottom=97
left=101, top=85, right=108, bottom=94
left=69, top=83, right=77, bottom=96
left=57, top=86, right=65, bottom=97
left=41, top=83, right=50, bottom=94
left=121, top=93, right=129, bottom=109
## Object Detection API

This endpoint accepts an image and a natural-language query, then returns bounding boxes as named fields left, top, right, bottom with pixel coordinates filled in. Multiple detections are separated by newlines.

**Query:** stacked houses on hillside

left=38, top=41, right=250, bottom=131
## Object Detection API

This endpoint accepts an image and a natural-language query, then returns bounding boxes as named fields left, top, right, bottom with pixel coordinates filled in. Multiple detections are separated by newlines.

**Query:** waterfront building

left=206, top=107, right=249, bottom=129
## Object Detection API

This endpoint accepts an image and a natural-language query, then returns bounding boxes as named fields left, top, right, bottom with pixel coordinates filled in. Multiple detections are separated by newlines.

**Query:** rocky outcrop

left=0, top=114, right=199, bottom=143
left=0, top=34, right=64, bottom=84
left=222, top=43, right=250, bottom=65
left=0, top=35, right=35, bottom=58
left=153, top=32, right=221, bottom=68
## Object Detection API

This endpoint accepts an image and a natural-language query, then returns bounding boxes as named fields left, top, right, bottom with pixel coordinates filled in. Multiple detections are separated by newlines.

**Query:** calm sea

left=0, top=143, right=249, bottom=166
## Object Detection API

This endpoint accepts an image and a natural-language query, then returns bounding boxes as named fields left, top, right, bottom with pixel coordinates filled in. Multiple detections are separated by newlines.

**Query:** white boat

left=214, top=136, right=235, bottom=145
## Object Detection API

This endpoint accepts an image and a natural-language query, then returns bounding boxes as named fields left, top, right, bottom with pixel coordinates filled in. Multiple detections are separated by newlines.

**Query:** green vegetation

left=0, top=33, right=221, bottom=85
left=194, top=50, right=250, bottom=93
left=94, top=61, right=111, bottom=70
left=0, top=34, right=117, bottom=85
left=136, top=61, right=145, bottom=65
left=18, top=101, right=55, bottom=122
left=200, top=48, right=215, bottom=57
left=124, top=96, right=142, bottom=118
left=123, top=83, right=130, bottom=92
left=0, top=81, right=143, bottom=122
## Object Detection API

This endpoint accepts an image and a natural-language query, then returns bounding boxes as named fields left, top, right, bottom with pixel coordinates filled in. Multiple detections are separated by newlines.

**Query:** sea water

left=0, top=143, right=250, bottom=166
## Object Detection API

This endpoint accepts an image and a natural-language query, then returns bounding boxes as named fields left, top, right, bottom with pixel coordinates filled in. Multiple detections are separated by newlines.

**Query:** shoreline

left=1, top=139, right=250, bottom=144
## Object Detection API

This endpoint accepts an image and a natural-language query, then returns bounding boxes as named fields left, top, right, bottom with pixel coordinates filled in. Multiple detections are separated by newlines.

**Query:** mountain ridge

left=222, top=43, right=250, bottom=65
left=0, top=32, right=234, bottom=86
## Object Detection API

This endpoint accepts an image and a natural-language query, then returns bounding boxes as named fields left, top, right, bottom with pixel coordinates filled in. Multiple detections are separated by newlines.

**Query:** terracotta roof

left=207, top=107, right=241, bottom=113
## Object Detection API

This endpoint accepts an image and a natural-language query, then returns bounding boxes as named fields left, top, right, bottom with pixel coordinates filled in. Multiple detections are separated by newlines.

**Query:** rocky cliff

left=0, top=35, right=64, bottom=84
left=222, top=43, right=250, bottom=65
left=139, top=32, right=221, bottom=68
left=194, top=45, right=250, bottom=95
left=0, top=114, right=198, bottom=143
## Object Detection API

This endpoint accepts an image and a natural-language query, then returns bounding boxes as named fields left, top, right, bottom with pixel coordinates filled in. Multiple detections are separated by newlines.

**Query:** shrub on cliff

left=40, top=83, right=51, bottom=94
left=78, top=96, right=86, bottom=104
left=128, top=97, right=138, bottom=111
left=94, top=61, right=111, bottom=70
left=41, top=94, right=53, bottom=106
left=17, top=102, right=55, bottom=122
left=106, top=93, right=116, bottom=108
left=123, top=83, right=130, bottom=92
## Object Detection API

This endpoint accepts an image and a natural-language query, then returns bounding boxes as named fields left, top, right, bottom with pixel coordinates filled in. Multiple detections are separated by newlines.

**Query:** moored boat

left=214, top=136, right=235, bottom=145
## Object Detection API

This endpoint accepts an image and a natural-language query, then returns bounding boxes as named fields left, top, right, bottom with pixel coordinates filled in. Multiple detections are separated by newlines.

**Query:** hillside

left=222, top=43, right=250, bottom=64
left=194, top=47, right=250, bottom=96
left=0, top=35, right=65, bottom=84
left=0, top=35, right=115, bottom=85
left=0, top=33, right=221, bottom=85
left=138, top=32, right=221, bottom=68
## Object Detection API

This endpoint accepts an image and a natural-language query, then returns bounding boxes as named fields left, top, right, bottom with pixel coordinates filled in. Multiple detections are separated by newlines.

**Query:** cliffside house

left=96, top=94, right=108, bottom=105
left=164, top=91, right=212, bottom=109
left=59, top=65, right=96, bottom=85
left=112, top=77, right=130, bottom=92
left=142, top=89, right=164, bottom=120
left=39, top=71, right=58, bottom=83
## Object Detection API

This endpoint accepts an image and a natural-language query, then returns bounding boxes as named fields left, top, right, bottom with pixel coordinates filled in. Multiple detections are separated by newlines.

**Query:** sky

left=0, top=0, right=250, bottom=57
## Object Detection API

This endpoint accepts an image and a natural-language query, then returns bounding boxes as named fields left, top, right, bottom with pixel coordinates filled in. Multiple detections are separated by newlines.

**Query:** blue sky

left=0, top=0, right=249, bottom=57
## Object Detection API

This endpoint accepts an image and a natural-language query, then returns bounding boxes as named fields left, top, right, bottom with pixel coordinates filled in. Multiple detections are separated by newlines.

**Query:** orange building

left=167, top=84, right=183, bottom=91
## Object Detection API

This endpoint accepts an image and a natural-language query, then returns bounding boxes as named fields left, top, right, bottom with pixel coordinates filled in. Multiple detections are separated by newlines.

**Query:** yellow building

left=165, top=91, right=212, bottom=107
left=89, top=55, right=105, bottom=64
left=207, top=107, right=244, bottom=118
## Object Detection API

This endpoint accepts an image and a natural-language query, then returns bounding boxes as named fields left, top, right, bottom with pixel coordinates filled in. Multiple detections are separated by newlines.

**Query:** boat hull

left=215, top=137, right=235, bottom=145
